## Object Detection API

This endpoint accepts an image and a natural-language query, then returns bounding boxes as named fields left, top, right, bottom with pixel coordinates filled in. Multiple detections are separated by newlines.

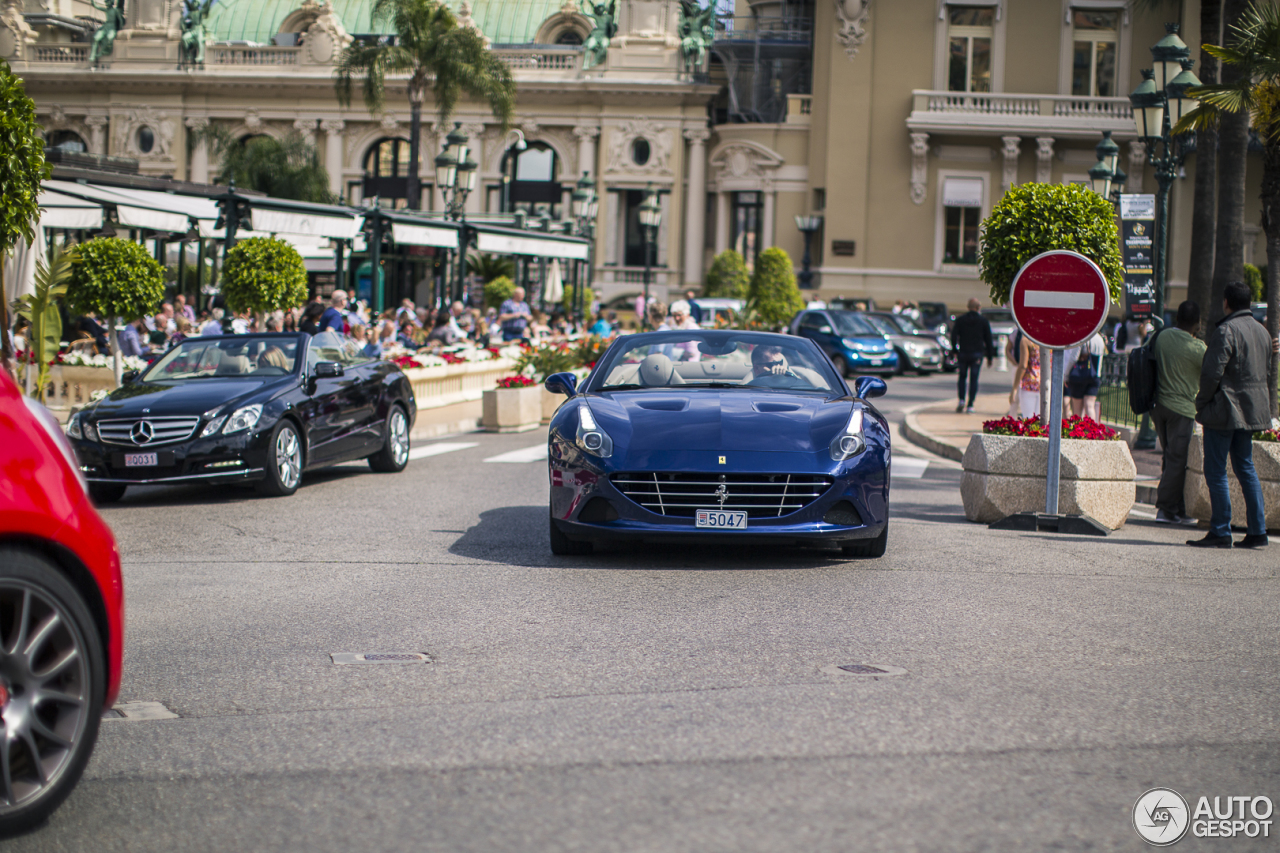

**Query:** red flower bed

left=495, top=375, right=536, bottom=389
left=390, top=355, right=418, bottom=367
left=440, top=352, right=466, bottom=364
left=983, top=415, right=1118, bottom=440
left=1255, top=428, right=1280, bottom=443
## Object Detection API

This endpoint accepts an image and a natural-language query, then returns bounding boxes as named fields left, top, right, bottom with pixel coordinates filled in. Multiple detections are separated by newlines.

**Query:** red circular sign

left=1009, top=250, right=1111, bottom=349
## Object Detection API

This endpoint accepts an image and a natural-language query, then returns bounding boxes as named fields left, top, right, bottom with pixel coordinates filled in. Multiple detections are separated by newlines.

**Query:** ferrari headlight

left=222, top=404, right=263, bottom=435
left=830, top=407, right=866, bottom=461
left=576, top=403, right=613, bottom=458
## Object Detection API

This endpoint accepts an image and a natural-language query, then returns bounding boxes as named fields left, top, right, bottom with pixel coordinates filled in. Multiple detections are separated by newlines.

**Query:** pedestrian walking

left=1188, top=281, right=1275, bottom=549
left=1151, top=301, right=1206, bottom=525
left=951, top=298, right=994, bottom=413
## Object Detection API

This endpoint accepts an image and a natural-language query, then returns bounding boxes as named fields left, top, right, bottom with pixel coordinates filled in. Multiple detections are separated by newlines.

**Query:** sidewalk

left=902, top=393, right=1162, bottom=503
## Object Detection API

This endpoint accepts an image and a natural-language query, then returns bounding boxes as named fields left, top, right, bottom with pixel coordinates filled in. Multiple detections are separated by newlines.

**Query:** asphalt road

left=13, top=370, right=1279, bottom=852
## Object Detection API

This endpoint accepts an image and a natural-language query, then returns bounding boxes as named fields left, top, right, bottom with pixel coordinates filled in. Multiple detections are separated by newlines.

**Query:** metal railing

left=31, top=46, right=88, bottom=63
left=1097, top=353, right=1140, bottom=429
left=207, top=45, right=300, bottom=66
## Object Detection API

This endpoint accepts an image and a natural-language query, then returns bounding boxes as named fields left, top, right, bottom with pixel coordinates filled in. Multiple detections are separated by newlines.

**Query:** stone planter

left=400, top=358, right=517, bottom=411
left=47, top=365, right=118, bottom=412
left=961, top=433, right=1137, bottom=530
left=1184, top=434, right=1280, bottom=531
left=482, top=386, right=543, bottom=433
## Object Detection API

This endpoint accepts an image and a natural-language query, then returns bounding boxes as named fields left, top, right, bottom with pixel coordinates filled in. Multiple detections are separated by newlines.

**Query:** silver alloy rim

left=276, top=427, right=302, bottom=489
left=390, top=410, right=409, bottom=467
left=0, top=583, right=91, bottom=812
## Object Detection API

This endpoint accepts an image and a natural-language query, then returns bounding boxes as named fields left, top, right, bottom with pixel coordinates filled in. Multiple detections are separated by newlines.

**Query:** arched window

left=362, top=137, right=426, bottom=209
left=503, top=142, right=561, bottom=217
left=45, top=130, right=87, bottom=154
left=556, top=30, right=583, bottom=45
left=364, top=137, right=412, bottom=178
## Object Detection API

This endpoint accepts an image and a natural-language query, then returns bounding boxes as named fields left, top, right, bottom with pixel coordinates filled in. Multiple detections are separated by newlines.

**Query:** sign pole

left=1045, top=348, right=1064, bottom=516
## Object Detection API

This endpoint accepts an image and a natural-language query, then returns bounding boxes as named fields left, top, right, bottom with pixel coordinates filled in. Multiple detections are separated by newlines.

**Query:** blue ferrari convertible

left=544, top=330, right=890, bottom=557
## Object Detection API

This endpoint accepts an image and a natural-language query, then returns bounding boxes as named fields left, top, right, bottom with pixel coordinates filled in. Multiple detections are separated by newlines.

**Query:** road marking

left=891, top=456, right=929, bottom=479
left=1024, top=290, right=1095, bottom=310
left=408, top=442, right=477, bottom=461
left=105, top=701, right=178, bottom=721
left=1129, top=507, right=1158, bottom=520
left=484, top=444, right=548, bottom=463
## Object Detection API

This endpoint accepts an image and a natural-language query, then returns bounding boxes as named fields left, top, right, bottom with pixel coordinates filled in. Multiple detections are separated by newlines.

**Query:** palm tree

left=334, top=0, right=516, bottom=211
left=1210, top=0, right=1251, bottom=327
left=1188, top=0, right=1221, bottom=328
left=466, top=251, right=515, bottom=283
left=1180, top=2, right=1280, bottom=415
left=199, top=126, right=336, bottom=203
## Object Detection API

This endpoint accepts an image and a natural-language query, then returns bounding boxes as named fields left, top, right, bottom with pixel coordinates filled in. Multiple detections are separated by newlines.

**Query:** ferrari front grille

left=96, top=416, right=201, bottom=446
left=611, top=472, right=834, bottom=519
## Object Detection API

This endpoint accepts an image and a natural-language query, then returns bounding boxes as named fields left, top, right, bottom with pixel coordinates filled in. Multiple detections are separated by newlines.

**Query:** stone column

left=682, top=128, right=709, bottom=286
left=321, top=119, right=346, bottom=199
left=85, top=115, right=108, bottom=156
left=715, top=189, right=729, bottom=254
left=185, top=117, right=209, bottom=183
left=293, top=118, right=317, bottom=146
left=573, top=125, right=600, bottom=178
left=1001, top=136, right=1021, bottom=191
left=762, top=182, right=775, bottom=249
left=1035, top=137, right=1054, bottom=183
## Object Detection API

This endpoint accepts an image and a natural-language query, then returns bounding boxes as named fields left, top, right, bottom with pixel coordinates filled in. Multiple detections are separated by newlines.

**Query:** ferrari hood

left=589, top=391, right=852, bottom=452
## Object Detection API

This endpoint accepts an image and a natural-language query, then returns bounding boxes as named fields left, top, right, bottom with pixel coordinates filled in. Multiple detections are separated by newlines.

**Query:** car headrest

left=214, top=354, right=252, bottom=375
left=638, top=353, right=680, bottom=386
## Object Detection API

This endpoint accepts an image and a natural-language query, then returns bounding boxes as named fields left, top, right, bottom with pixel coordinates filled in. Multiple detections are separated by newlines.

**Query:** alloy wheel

left=390, top=410, right=409, bottom=467
left=0, top=583, right=92, bottom=813
left=276, top=427, right=302, bottom=489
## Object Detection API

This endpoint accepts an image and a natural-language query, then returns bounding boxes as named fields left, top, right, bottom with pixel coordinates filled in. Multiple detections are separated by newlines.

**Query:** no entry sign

left=1009, top=250, right=1111, bottom=349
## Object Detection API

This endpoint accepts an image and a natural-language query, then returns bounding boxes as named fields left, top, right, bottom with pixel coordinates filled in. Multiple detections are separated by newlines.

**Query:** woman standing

left=1010, top=336, right=1041, bottom=418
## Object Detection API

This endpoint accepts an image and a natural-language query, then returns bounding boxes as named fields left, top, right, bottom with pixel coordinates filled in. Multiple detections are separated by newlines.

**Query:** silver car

left=860, top=313, right=943, bottom=374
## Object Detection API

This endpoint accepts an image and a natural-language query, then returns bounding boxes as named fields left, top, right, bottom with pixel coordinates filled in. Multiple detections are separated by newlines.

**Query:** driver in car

left=749, top=345, right=797, bottom=382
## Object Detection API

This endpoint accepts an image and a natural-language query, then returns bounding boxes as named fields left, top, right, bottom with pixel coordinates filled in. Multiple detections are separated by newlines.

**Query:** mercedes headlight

left=222, top=404, right=263, bottom=435
left=200, top=406, right=228, bottom=437
left=830, top=407, right=866, bottom=461
left=576, top=403, right=614, bottom=458
left=66, top=411, right=83, bottom=439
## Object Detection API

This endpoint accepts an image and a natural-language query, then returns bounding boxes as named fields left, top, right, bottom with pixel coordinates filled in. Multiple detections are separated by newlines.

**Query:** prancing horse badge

left=718, top=456, right=726, bottom=464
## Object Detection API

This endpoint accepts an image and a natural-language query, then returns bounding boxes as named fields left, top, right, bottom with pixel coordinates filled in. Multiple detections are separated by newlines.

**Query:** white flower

left=497, top=345, right=523, bottom=361
left=412, top=354, right=447, bottom=367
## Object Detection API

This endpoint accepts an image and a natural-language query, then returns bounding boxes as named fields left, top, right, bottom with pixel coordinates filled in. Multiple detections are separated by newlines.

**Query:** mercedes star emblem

left=130, top=420, right=155, bottom=445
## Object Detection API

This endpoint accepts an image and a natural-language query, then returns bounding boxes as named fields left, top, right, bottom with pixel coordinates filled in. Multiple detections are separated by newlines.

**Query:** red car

left=0, top=368, right=123, bottom=833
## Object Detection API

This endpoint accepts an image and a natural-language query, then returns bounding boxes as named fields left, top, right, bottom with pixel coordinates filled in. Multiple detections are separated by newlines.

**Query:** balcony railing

left=207, top=45, right=300, bottom=66
left=31, top=45, right=88, bottom=63
left=491, top=46, right=581, bottom=73
left=908, top=89, right=1135, bottom=138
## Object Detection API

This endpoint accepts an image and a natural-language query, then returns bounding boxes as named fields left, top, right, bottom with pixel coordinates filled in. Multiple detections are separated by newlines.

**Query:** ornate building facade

left=3, top=0, right=1260, bottom=309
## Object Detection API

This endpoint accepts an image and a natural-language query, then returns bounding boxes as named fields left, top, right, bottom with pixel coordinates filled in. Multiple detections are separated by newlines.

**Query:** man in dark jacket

left=951, top=298, right=995, bottom=413
left=1188, top=281, right=1274, bottom=549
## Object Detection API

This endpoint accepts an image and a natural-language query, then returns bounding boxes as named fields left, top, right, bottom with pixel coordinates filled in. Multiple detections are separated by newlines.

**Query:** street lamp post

left=794, top=214, right=822, bottom=290
left=436, top=123, right=479, bottom=305
left=637, top=184, right=662, bottom=330
left=571, top=171, right=598, bottom=329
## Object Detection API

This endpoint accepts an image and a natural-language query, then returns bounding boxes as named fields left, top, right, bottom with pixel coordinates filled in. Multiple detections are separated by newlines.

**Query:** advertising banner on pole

left=1119, top=194, right=1156, bottom=318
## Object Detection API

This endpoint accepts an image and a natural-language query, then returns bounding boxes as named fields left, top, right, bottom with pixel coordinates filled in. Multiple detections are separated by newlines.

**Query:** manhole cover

left=822, top=663, right=908, bottom=677
left=331, top=652, right=432, bottom=665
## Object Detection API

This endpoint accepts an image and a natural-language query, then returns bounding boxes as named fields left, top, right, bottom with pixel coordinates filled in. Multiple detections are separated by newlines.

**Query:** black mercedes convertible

left=66, top=332, right=416, bottom=502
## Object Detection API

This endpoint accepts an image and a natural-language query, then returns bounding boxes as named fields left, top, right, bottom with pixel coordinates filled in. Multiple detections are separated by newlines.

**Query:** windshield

left=591, top=331, right=840, bottom=393
left=983, top=309, right=1014, bottom=323
left=862, top=315, right=900, bottom=336
left=830, top=312, right=879, bottom=336
left=890, top=315, right=924, bottom=334
left=143, top=335, right=301, bottom=380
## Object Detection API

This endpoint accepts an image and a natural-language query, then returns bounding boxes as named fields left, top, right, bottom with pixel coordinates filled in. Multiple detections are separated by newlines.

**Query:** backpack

left=1127, top=326, right=1165, bottom=415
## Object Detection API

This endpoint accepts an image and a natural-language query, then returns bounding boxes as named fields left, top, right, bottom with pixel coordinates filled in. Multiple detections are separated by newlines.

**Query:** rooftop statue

left=678, top=0, right=715, bottom=74
left=88, top=0, right=125, bottom=63
left=180, top=0, right=215, bottom=65
left=581, top=0, right=616, bottom=71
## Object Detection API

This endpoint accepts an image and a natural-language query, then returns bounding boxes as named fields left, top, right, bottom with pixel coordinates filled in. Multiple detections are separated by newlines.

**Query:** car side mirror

left=545, top=371, right=578, bottom=397
left=817, top=325, right=833, bottom=334
left=121, top=370, right=139, bottom=385
left=314, top=361, right=344, bottom=378
left=854, top=376, right=887, bottom=399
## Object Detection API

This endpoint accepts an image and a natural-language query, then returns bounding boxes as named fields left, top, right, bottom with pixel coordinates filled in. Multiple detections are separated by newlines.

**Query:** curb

left=901, top=403, right=965, bottom=462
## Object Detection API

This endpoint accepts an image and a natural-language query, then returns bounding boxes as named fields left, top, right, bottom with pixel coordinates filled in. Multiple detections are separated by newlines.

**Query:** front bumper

left=840, top=349, right=899, bottom=375
left=549, top=441, right=890, bottom=547
left=71, top=427, right=273, bottom=486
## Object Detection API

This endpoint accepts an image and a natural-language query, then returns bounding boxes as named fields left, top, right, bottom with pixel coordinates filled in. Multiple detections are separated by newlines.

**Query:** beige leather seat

left=214, top=354, right=252, bottom=376
left=638, top=353, right=684, bottom=386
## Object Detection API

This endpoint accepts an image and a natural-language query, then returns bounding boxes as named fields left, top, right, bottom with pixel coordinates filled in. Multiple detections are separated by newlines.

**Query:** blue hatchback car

left=544, top=330, right=891, bottom=559
left=790, top=309, right=899, bottom=377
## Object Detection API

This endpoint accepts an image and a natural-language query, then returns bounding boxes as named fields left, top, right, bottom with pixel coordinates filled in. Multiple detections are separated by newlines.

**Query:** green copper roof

left=207, top=0, right=569, bottom=46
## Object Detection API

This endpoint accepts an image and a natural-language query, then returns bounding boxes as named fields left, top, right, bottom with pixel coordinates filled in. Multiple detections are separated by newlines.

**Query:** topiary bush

left=703, top=249, right=750, bottom=299
left=220, top=237, right=308, bottom=319
left=1244, top=262, right=1264, bottom=302
left=979, top=182, right=1124, bottom=306
left=67, top=237, right=166, bottom=381
left=484, top=275, right=516, bottom=309
left=747, top=247, right=804, bottom=329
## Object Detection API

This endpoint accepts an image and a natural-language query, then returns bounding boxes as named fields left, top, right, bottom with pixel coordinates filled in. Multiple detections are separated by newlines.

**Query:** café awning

left=470, top=223, right=589, bottom=261
left=39, top=190, right=103, bottom=230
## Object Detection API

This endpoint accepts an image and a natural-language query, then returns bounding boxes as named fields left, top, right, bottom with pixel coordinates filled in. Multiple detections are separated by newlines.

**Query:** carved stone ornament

left=683, top=128, right=711, bottom=145
left=455, top=0, right=490, bottom=46
left=573, top=125, right=600, bottom=142
left=0, top=0, right=37, bottom=61
left=1128, top=141, right=1146, bottom=193
left=1001, top=135, right=1020, bottom=191
left=1035, top=137, right=1054, bottom=184
left=708, top=140, right=784, bottom=192
left=279, top=0, right=353, bottom=64
left=114, top=107, right=175, bottom=160
left=41, top=105, right=93, bottom=153
left=380, top=113, right=400, bottom=132
left=244, top=111, right=263, bottom=132
left=605, top=118, right=672, bottom=177
left=834, top=0, right=870, bottom=59
left=320, top=118, right=345, bottom=135
left=910, top=132, right=929, bottom=205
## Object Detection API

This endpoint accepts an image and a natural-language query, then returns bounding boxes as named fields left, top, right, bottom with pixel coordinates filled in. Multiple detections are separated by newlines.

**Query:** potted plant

left=961, top=416, right=1137, bottom=530
left=482, top=374, right=542, bottom=433
left=1183, top=427, right=1280, bottom=530
left=65, top=237, right=166, bottom=384
left=219, top=236, right=308, bottom=327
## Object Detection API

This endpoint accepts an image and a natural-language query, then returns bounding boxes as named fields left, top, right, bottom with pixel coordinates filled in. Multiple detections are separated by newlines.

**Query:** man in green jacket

left=1152, top=301, right=1206, bottom=525
left=1189, top=281, right=1274, bottom=549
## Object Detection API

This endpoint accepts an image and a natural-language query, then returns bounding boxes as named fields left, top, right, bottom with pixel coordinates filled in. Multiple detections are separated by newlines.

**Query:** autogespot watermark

left=1132, top=788, right=1274, bottom=845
